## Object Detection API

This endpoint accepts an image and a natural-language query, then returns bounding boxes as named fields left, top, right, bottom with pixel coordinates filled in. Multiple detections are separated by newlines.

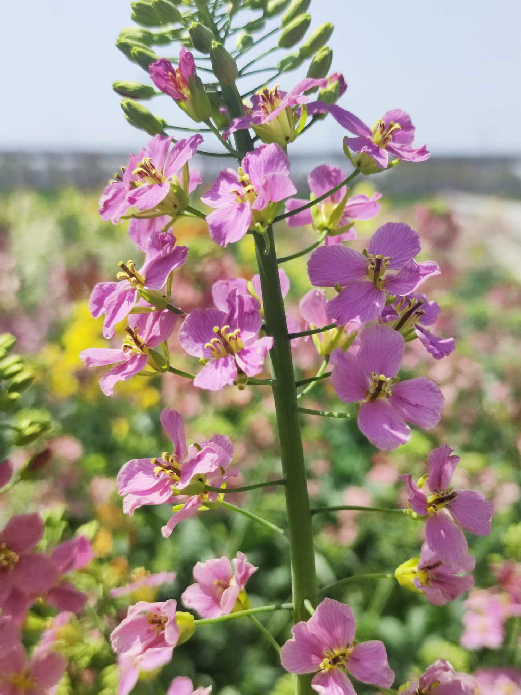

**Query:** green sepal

left=295, top=102, right=308, bottom=136
left=307, top=46, right=333, bottom=79
left=188, top=22, right=215, bottom=53
left=113, top=81, right=157, bottom=100
left=282, top=0, right=311, bottom=25
left=130, top=45, right=160, bottom=71
left=147, top=348, right=169, bottom=372
left=298, top=22, right=334, bottom=58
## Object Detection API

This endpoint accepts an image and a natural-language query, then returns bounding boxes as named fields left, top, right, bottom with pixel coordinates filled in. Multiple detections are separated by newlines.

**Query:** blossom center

left=366, top=372, right=393, bottom=401
left=366, top=253, right=391, bottom=289
left=117, top=260, right=145, bottom=288
left=427, top=489, right=457, bottom=513
left=2, top=670, right=35, bottom=690
left=417, top=560, right=443, bottom=587
left=146, top=611, right=168, bottom=635
left=170, top=67, right=189, bottom=99
left=372, top=119, right=401, bottom=149
left=0, top=542, right=19, bottom=570
left=153, top=453, right=181, bottom=484
left=318, top=646, right=351, bottom=672
left=123, top=327, right=148, bottom=354
left=393, top=297, right=425, bottom=331
left=133, top=157, right=166, bottom=186
left=205, top=325, right=244, bottom=359
left=236, top=169, right=257, bottom=205
left=257, top=86, right=282, bottom=116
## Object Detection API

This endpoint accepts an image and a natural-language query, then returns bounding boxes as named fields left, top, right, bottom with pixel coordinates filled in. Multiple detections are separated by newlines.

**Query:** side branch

left=221, top=500, right=286, bottom=537
left=289, top=323, right=337, bottom=339
left=205, top=479, right=286, bottom=494
left=277, top=231, right=328, bottom=264
left=296, top=407, right=351, bottom=419
left=311, top=505, right=408, bottom=516
left=319, top=573, right=394, bottom=598
left=194, top=602, right=293, bottom=626
left=294, top=372, right=332, bottom=387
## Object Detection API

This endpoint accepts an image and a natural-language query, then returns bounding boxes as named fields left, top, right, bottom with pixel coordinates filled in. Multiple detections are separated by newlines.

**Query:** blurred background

left=1, top=1, right=521, bottom=693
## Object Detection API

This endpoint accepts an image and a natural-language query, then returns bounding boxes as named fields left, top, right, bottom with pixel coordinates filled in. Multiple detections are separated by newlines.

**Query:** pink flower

left=400, top=659, right=474, bottom=695
left=395, top=543, right=475, bottom=606
left=0, top=460, right=13, bottom=488
left=308, top=222, right=438, bottom=326
left=474, top=668, right=521, bottom=694
left=117, top=649, right=173, bottom=695
left=201, top=143, right=297, bottom=247
left=149, top=51, right=195, bottom=101
left=111, top=570, right=177, bottom=598
left=330, top=325, right=444, bottom=450
left=329, top=106, right=430, bottom=171
left=89, top=231, right=187, bottom=338
left=179, top=289, right=273, bottom=390
left=461, top=589, right=514, bottom=650
left=110, top=600, right=180, bottom=658
left=280, top=598, right=394, bottom=694
left=99, top=134, right=202, bottom=224
left=46, top=536, right=94, bottom=613
left=382, top=292, right=455, bottom=360
left=285, top=164, right=381, bottom=244
left=182, top=552, right=257, bottom=618
left=299, top=289, right=358, bottom=356
left=0, top=514, right=57, bottom=608
left=80, top=308, right=178, bottom=396
left=0, top=644, right=66, bottom=695
left=400, top=444, right=495, bottom=564
left=167, top=677, right=212, bottom=695
left=0, top=616, right=20, bottom=658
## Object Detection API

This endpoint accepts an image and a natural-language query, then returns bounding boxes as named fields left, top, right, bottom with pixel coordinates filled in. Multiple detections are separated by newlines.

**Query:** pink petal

left=201, top=169, right=242, bottom=206
left=308, top=246, right=367, bottom=287
left=449, top=490, right=494, bottom=536
left=160, top=409, right=187, bottom=461
left=225, top=289, right=262, bottom=340
left=281, top=622, right=324, bottom=674
left=193, top=357, right=238, bottom=390
left=427, top=444, right=460, bottom=491
left=416, top=326, right=456, bottom=360
left=330, top=349, right=370, bottom=403
left=357, top=324, right=405, bottom=378
left=127, top=182, right=171, bottom=211
left=80, top=347, right=128, bottom=368
left=207, top=203, right=252, bottom=247
left=233, top=551, right=258, bottom=588
left=367, top=222, right=421, bottom=270
left=300, top=290, right=329, bottom=327
left=178, top=308, right=226, bottom=358
left=11, top=552, right=58, bottom=594
left=167, top=677, right=197, bottom=695
left=51, top=536, right=93, bottom=573
left=99, top=353, right=148, bottom=396
left=163, top=135, right=204, bottom=179
left=312, top=669, right=356, bottom=695
left=253, top=173, right=297, bottom=209
left=307, top=598, right=356, bottom=651
left=399, top=474, right=429, bottom=515
left=212, top=279, right=249, bottom=311
left=0, top=616, right=21, bottom=657
left=135, top=308, right=177, bottom=348
left=220, top=585, right=241, bottom=615
left=1, top=513, right=43, bottom=552
left=102, top=286, right=138, bottom=338
left=145, top=134, right=173, bottom=172
left=161, top=497, right=202, bottom=537
left=30, top=651, right=67, bottom=689
left=285, top=197, right=313, bottom=227
left=178, top=447, right=218, bottom=488
left=142, top=247, right=188, bottom=290
left=89, top=282, right=119, bottom=319
left=235, top=337, right=273, bottom=377
left=99, top=180, right=130, bottom=224
left=425, top=512, right=468, bottom=565
left=328, top=106, right=371, bottom=137
left=387, top=142, right=430, bottom=162
left=206, top=434, right=234, bottom=469
left=308, top=164, right=346, bottom=201
left=389, top=377, right=444, bottom=429
left=347, top=640, right=394, bottom=688
left=358, top=400, right=410, bottom=451
left=47, top=582, right=89, bottom=613
left=111, top=614, right=152, bottom=656
left=188, top=169, right=202, bottom=194
left=0, top=460, right=13, bottom=488
left=344, top=193, right=382, bottom=221
left=326, top=282, right=384, bottom=325
left=129, top=216, right=171, bottom=252
left=384, top=260, right=422, bottom=296
left=242, top=143, right=291, bottom=187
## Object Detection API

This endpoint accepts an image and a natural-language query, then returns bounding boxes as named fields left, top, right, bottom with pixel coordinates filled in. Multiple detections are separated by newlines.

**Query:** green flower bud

left=113, top=81, right=157, bottom=99
left=244, top=17, right=266, bottom=31
left=248, top=0, right=267, bottom=9
left=119, top=27, right=154, bottom=45
left=0, top=334, right=16, bottom=355
left=13, top=410, right=52, bottom=446
left=298, top=22, right=334, bottom=58
left=307, top=46, right=333, bottom=78
left=151, top=0, right=182, bottom=24
left=176, top=612, right=196, bottom=644
left=0, top=355, right=23, bottom=379
left=187, top=74, right=213, bottom=122
left=282, top=0, right=311, bottom=25
left=6, top=369, right=35, bottom=394
left=277, top=52, right=304, bottom=73
left=131, top=1, right=161, bottom=27
left=116, top=38, right=148, bottom=61
left=265, top=0, right=291, bottom=17
left=147, top=347, right=169, bottom=372
left=211, top=42, right=238, bottom=86
left=0, top=391, right=21, bottom=412
left=121, top=99, right=166, bottom=136
left=131, top=45, right=160, bottom=71
left=236, top=32, right=254, bottom=51
left=317, top=78, right=340, bottom=105
left=278, top=13, right=311, bottom=48
left=189, top=22, right=215, bottom=54
left=151, top=28, right=186, bottom=45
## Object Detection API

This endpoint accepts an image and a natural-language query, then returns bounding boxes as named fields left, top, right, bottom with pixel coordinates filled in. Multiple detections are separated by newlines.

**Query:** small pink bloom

left=80, top=308, right=178, bottom=396
left=117, top=647, right=173, bottom=695
left=461, top=589, right=512, bottom=650
left=330, top=325, right=444, bottom=450
left=280, top=598, right=394, bottom=694
left=0, top=644, right=66, bottom=695
left=179, top=288, right=273, bottom=390
left=400, top=444, right=495, bottom=564
left=111, top=570, right=177, bottom=598
left=89, top=231, right=188, bottom=338
left=474, top=668, right=521, bottom=694
left=45, top=536, right=94, bottom=614
left=99, top=134, right=202, bottom=224
left=182, top=552, right=257, bottom=618
left=167, top=676, right=212, bottom=695
left=329, top=106, right=430, bottom=170
left=149, top=50, right=196, bottom=102
left=110, top=600, right=179, bottom=658
left=201, top=143, right=297, bottom=247
left=400, top=659, right=474, bottom=694
left=308, top=222, right=438, bottom=326
left=299, top=289, right=358, bottom=356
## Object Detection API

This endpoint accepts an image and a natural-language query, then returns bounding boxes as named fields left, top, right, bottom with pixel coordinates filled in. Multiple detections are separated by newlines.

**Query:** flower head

left=89, top=231, right=188, bottom=338
left=400, top=444, right=495, bottom=564
left=201, top=143, right=297, bottom=247
left=308, top=222, right=437, bottom=326
left=179, top=288, right=273, bottom=390
left=149, top=51, right=211, bottom=122
left=99, top=134, right=202, bottom=224
left=111, top=570, right=177, bottom=599
left=110, top=599, right=183, bottom=658
left=280, top=597, right=394, bottom=694
left=182, top=552, right=257, bottom=619
left=0, top=644, right=66, bottom=695
left=330, top=325, right=444, bottom=450
left=45, top=536, right=94, bottom=614
left=329, top=106, right=430, bottom=172
left=167, top=677, right=212, bottom=695
left=117, top=649, right=173, bottom=695
left=299, top=289, right=357, bottom=356
left=80, top=308, right=178, bottom=396
left=400, top=659, right=474, bottom=695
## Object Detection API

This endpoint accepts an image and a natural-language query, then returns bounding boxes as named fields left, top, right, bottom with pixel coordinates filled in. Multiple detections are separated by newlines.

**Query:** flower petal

left=300, top=289, right=329, bottom=327
left=281, top=622, right=324, bottom=674
left=284, top=198, right=313, bottom=227
left=358, top=400, right=410, bottom=451
left=0, top=513, right=44, bottom=553
left=357, top=324, right=405, bottom=378
left=99, top=353, right=148, bottom=396
left=347, top=640, right=394, bottom=688
left=212, top=279, right=249, bottom=311
left=384, top=260, right=422, bottom=296
left=193, top=357, right=237, bottom=391
left=163, top=135, right=204, bottom=179
left=160, top=409, right=187, bottom=461
left=368, top=222, right=421, bottom=270
left=242, top=143, right=291, bottom=188
left=308, top=246, right=367, bottom=287
left=449, top=490, right=495, bottom=536
left=12, top=552, right=58, bottom=594
left=328, top=106, right=371, bottom=137
left=312, top=669, right=356, bottom=695
left=330, top=349, right=370, bottom=403
left=127, top=182, right=171, bottom=211
left=326, top=282, right=385, bottom=326
left=399, top=474, right=429, bottom=515
left=179, top=308, right=227, bottom=358
left=427, top=444, right=460, bottom=491
left=389, top=377, right=444, bottom=429
left=416, top=326, right=456, bottom=360
left=207, top=202, right=252, bottom=247
left=425, top=512, right=468, bottom=565
left=307, top=598, right=356, bottom=651
left=235, top=337, right=273, bottom=377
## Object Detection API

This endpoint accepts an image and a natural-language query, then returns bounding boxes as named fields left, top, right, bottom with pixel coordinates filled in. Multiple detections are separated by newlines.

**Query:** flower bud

left=131, top=45, right=160, bottom=71
left=244, top=17, right=266, bottom=31
left=6, top=369, right=35, bottom=394
left=151, top=0, right=182, bottom=24
left=189, top=22, right=215, bottom=54
left=113, top=81, right=157, bottom=99
left=277, top=52, right=304, bottom=73
left=278, top=14, right=311, bottom=48
left=176, top=612, right=195, bottom=645
left=236, top=32, right=254, bottom=51
left=121, top=99, right=166, bottom=136
left=282, top=0, right=311, bottom=25
left=131, top=1, right=161, bottom=27
left=116, top=38, right=148, bottom=61
left=0, top=333, right=16, bottom=358
left=147, top=347, right=169, bottom=372
left=394, top=557, right=421, bottom=593
left=119, top=27, right=154, bottom=45
left=248, top=0, right=267, bottom=8
left=265, top=0, right=291, bottom=17
left=0, top=355, right=24, bottom=379
left=152, top=28, right=185, bottom=45
left=187, top=74, right=213, bottom=122
left=13, top=410, right=52, bottom=447
left=0, top=391, right=20, bottom=411
left=307, top=46, right=333, bottom=79
left=211, top=42, right=238, bottom=86
left=298, top=22, right=334, bottom=58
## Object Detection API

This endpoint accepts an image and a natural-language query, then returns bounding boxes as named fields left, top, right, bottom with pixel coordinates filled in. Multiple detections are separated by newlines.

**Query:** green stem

left=294, top=372, right=331, bottom=387
left=234, top=28, right=279, bottom=59
left=184, top=205, right=207, bottom=220
left=277, top=231, right=328, bottom=263
left=319, top=573, right=395, bottom=598
left=240, top=46, right=281, bottom=74
left=166, top=365, right=196, bottom=380
left=197, top=148, right=237, bottom=158
left=311, top=505, right=408, bottom=516
left=296, top=358, right=330, bottom=401
left=221, top=500, right=286, bottom=537
left=205, top=119, right=241, bottom=157
left=247, top=377, right=275, bottom=385
left=249, top=615, right=281, bottom=654
left=242, top=70, right=283, bottom=99
left=297, top=407, right=351, bottom=419
left=166, top=303, right=184, bottom=315
left=165, top=124, right=212, bottom=133
left=289, top=323, right=337, bottom=339
left=273, top=171, right=360, bottom=224
left=194, top=602, right=293, bottom=625
left=205, top=479, right=286, bottom=494
left=240, top=66, right=279, bottom=78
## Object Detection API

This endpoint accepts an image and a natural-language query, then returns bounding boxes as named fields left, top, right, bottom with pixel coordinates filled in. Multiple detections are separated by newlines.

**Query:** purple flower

left=149, top=50, right=195, bottom=101
left=400, top=659, right=475, bottom=695
left=167, top=677, right=212, bottom=695
left=395, top=543, right=475, bottom=606
left=181, top=552, right=257, bottom=619
left=329, top=106, right=430, bottom=172
left=201, top=143, right=297, bottom=247
left=382, top=291, right=455, bottom=359
left=330, top=325, right=444, bottom=450
left=280, top=598, right=394, bottom=694
left=118, top=649, right=173, bottom=695
left=224, top=78, right=335, bottom=148
left=400, top=444, right=495, bottom=564
left=299, top=289, right=358, bottom=356
left=80, top=309, right=178, bottom=396
left=90, top=231, right=187, bottom=338
left=99, top=134, right=203, bottom=224
left=179, top=288, right=273, bottom=390
left=45, top=536, right=94, bottom=614
left=110, top=599, right=180, bottom=658
left=285, top=164, right=382, bottom=244
left=0, top=644, right=66, bottom=695
left=308, top=222, right=438, bottom=326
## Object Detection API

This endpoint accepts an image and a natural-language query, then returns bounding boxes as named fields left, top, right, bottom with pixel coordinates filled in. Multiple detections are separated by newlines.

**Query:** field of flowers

left=0, top=182, right=520, bottom=694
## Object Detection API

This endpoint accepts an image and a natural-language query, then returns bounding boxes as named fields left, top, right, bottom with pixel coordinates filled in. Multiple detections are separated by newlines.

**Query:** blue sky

left=2, top=0, right=520, bottom=154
